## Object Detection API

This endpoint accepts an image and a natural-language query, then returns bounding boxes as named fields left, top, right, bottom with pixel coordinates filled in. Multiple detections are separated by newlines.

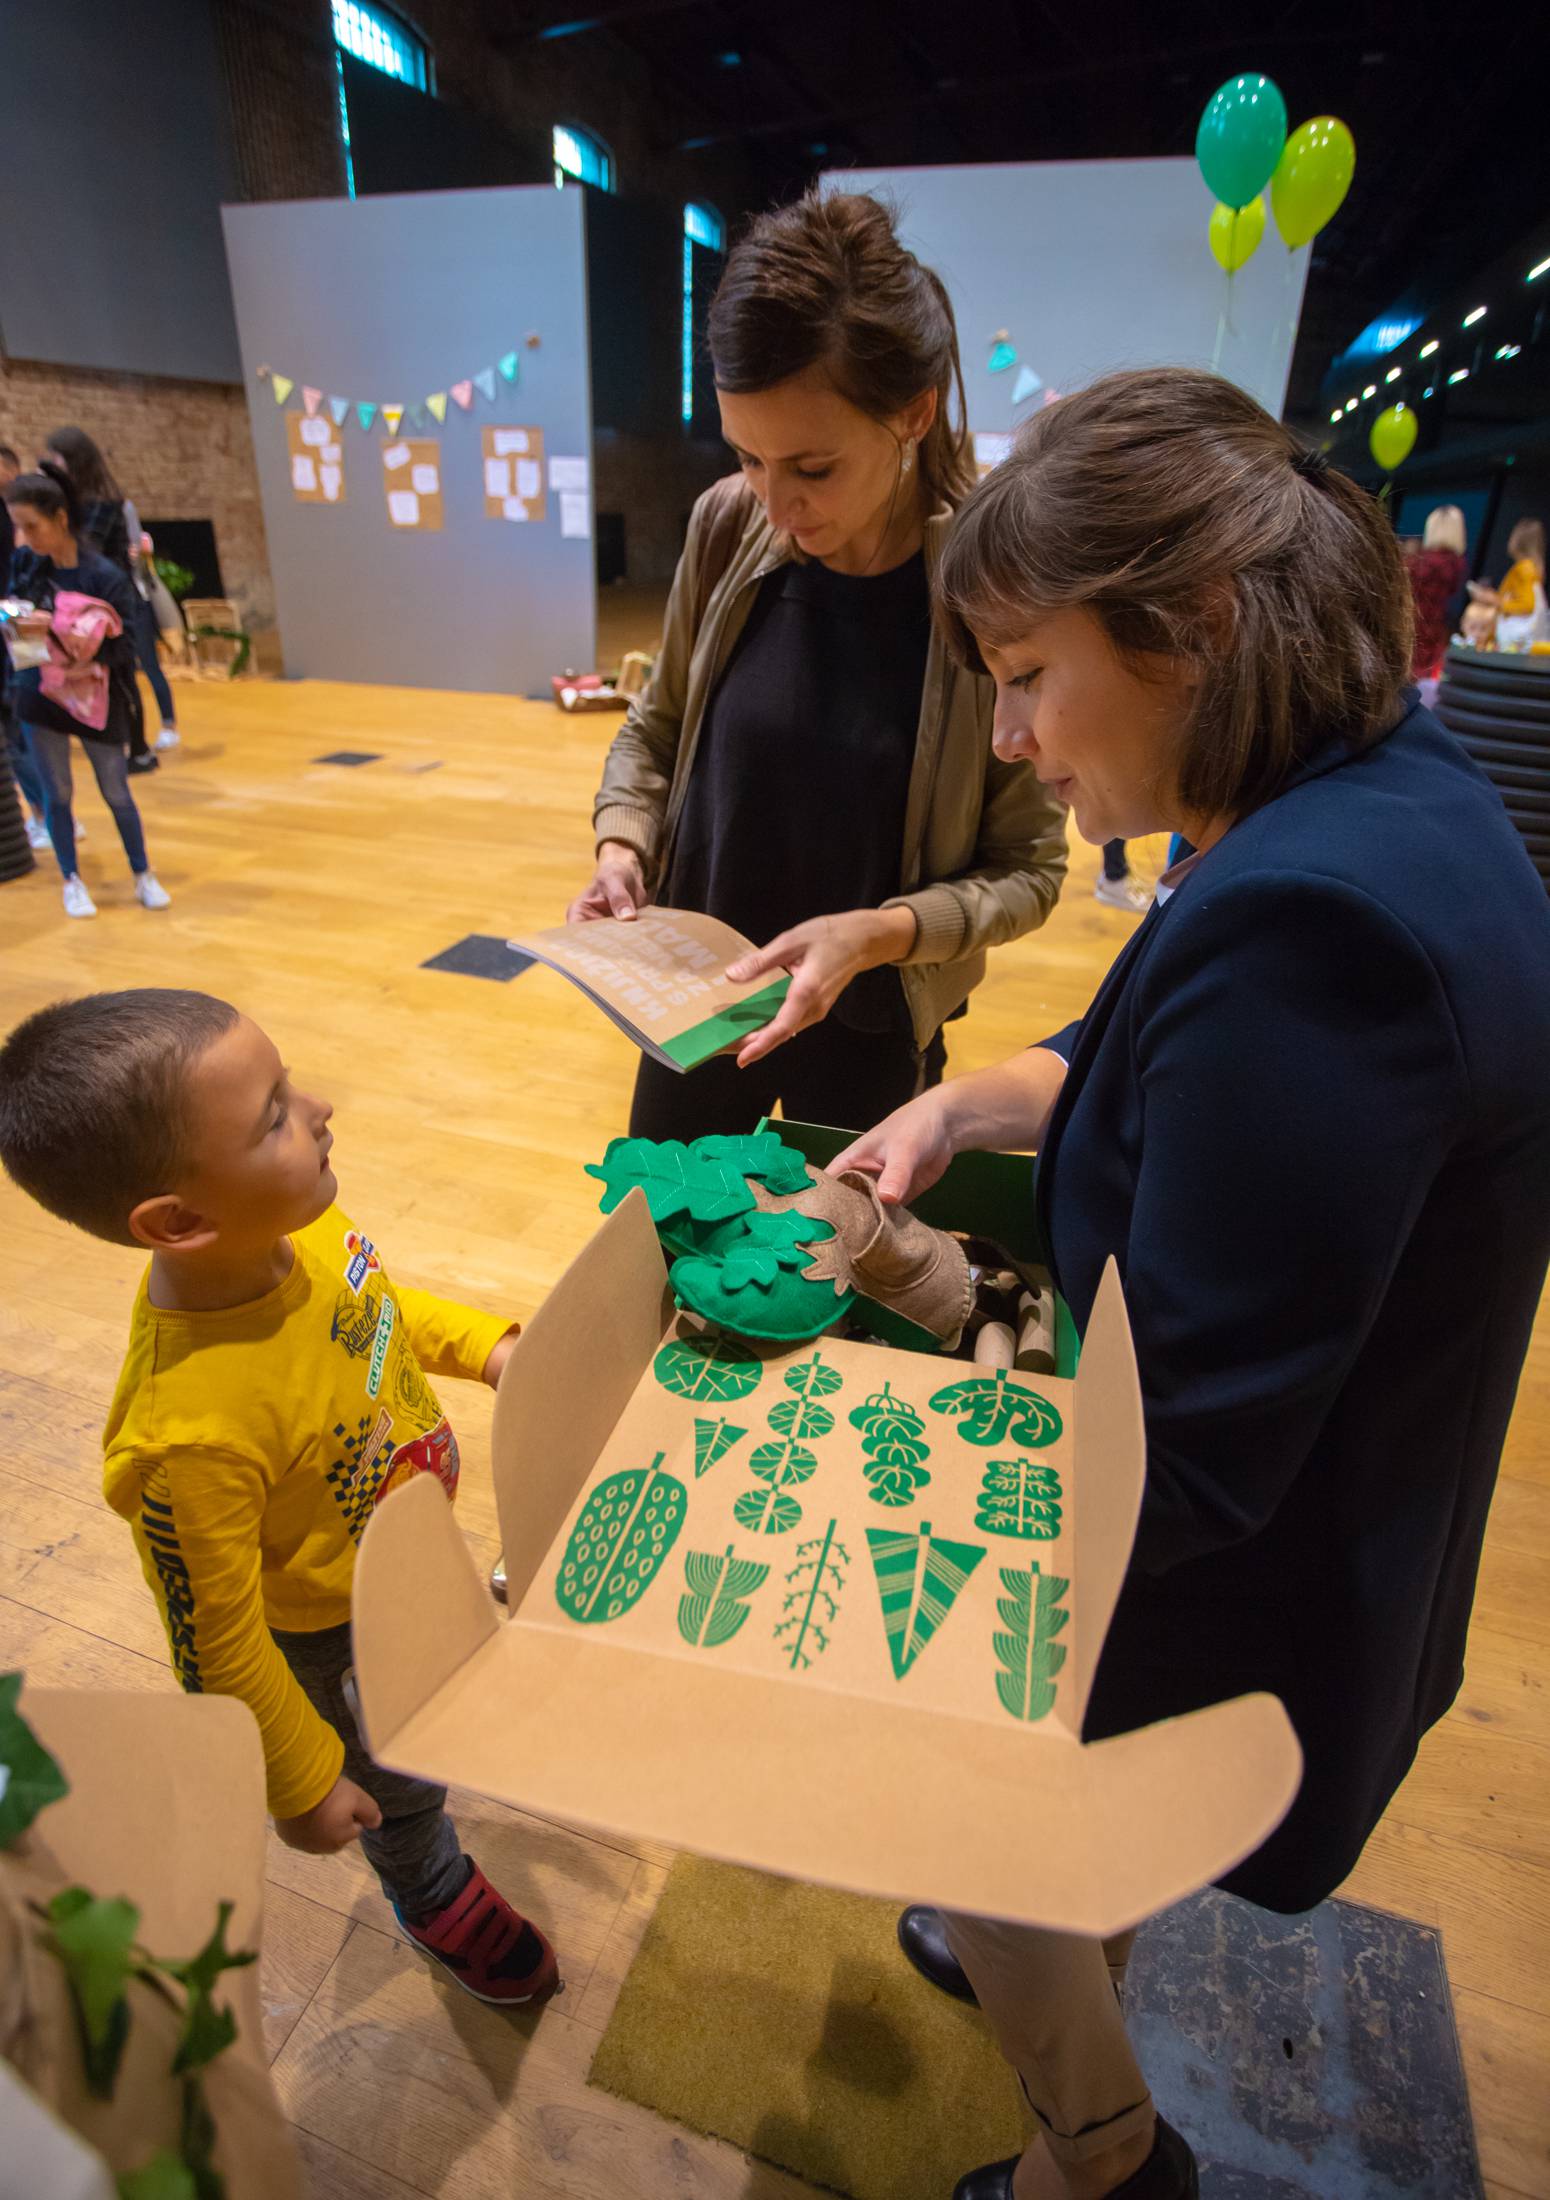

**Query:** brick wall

left=0, top=357, right=273, bottom=628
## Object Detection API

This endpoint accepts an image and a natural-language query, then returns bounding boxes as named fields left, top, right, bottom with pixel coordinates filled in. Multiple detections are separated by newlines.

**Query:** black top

left=81, top=496, right=132, bottom=576
left=664, top=550, right=930, bottom=1033
left=7, top=545, right=141, bottom=744
left=1037, top=701, right=1550, bottom=1912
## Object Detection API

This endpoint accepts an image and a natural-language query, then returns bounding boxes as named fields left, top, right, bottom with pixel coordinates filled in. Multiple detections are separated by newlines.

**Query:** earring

left=902, top=441, right=915, bottom=473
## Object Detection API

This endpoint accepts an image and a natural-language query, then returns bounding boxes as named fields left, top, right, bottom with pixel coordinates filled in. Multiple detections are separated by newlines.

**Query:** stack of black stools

left=1435, top=646, right=1550, bottom=890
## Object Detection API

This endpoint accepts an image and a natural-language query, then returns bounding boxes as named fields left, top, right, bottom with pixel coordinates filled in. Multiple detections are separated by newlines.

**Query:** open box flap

left=1065, top=1257, right=1146, bottom=1733
left=355, top=1478, right=1301, bottom=1936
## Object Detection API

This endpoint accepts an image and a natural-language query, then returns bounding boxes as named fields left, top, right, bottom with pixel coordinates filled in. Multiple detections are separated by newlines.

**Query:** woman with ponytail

left=5, top=461, right=170, bottom=917
left=571, top=189, right=1067, bottom=1138
left=43, top=426, right=156, bottom=770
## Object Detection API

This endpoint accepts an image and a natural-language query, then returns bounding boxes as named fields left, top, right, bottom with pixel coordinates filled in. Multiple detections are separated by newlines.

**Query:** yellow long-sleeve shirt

left=102, top=1207, right=512, bottom=1818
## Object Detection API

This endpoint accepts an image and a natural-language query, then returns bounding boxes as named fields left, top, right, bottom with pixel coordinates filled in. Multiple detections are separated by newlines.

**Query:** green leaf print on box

left=928, top=1371, right=1064, bottom=1449
left=654, top=1335, right=763, bottom=1403
left=774, top=1519, right=850, bottom=1671
left=784, top=1350, right=843, bottom=1403
left=975, top=1459, right=1064, bottom=1539
left=556, top=1453, right=688, bottom=1624
left=733, top=1486, right=803, bottom=1537
left=993, top=1560, right=1070, bottom=1722
left=748, top=1438, right=818, bottom=1488
left=767, top=1392, right=835, bottom=1441
left=849, top=1383, right=931, bottom=1508
left=866, top=1520, right=986, bottom=1679
left=694, top=1416, right=748, bottom=1478
left=677, top=1545, right=771, bottom=1648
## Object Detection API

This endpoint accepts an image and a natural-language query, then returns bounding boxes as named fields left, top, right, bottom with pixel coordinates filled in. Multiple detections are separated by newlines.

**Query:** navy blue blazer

left=1038, top=700, right=1550, bottom=1912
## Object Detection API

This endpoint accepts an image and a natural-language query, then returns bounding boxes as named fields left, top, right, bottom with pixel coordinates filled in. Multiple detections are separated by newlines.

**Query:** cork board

left=287, top=411, right=346, bottom=505
left=482, top=425, right=546, bottom=523
left=381, top=438, right=444, bottom=533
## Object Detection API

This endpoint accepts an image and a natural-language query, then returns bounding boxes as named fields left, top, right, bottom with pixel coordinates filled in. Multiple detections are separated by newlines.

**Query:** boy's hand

left=275, top=1774, right=382, bottom=1854
left=483, top=1328, right=519, bottom=1389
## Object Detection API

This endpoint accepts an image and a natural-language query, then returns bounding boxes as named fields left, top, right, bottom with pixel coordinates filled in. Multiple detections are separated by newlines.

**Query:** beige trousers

left=942, top=1911, right=1155, bottom=2189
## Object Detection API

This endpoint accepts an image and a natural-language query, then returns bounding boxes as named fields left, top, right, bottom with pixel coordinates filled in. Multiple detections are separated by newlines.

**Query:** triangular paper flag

left=498, top=350, right=519, bottom=382
left=474, top=368, right=497, bottom=402
left=302, top=386, right=323, bottom=417
left=1011, top=364, right=1042, bottom=405
left=988, top=341, right=1017, bottom=374
left=271, top=374, right=294, bottom=406
left=329, top=395, right=350, bottom=426
left=381, top=405, right=404, bottom=436
left=450, top=379, right=474, bottom=411
left=407, top=402, right=426, bottom=427
left=426, top=391, right=447, bottom=423
left=357, top=402, right=377, bottom=432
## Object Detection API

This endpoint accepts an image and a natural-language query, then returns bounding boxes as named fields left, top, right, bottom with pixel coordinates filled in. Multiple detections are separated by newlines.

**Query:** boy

left=0, top=989, right=558, bottom=2006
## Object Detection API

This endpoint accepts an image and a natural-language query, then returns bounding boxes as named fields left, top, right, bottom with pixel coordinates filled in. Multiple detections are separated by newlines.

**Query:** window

left=333, top=2, right=429, bottom=89
left=553, top=125, right=613, bottom=193
left=683, top=204, right=725, bottom=425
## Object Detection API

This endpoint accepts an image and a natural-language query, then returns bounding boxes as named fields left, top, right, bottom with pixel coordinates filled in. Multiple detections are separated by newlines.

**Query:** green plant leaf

left=654, top=1336, right=763, bottom=1402
left=928, top=1372, right=1064, bottom=1449
left=47, top=1884, right=140, bottom=2098
left=179, top=2076, right=224, bottom=2200
left=118, top=2150, right=199, bottom=2200
left=0, top=1670, right=69, bottom=1843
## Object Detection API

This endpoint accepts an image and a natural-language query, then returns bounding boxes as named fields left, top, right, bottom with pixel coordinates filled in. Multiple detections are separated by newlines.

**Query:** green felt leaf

left=0, top=1670, right=69, bottom=1843
left=733, top=1486, right=803, bottom=1536
left=928, top=1371, right=1065, bottom=1449
left=719, top=1247, right=782, bottom=1291
left=118, top=2151, right=200, bottom=2200
left=748, top=1439, right=817, bottom=1488
left=585, top=1137, right=754, bottom=1249
left=654, top=1337, right=763, bottom=1402
left=694, top=1131, right=814, bottom=1196
left=671, top=1250, right=848, bottom=1343
left=47, top=1885, right=140, bottom=2098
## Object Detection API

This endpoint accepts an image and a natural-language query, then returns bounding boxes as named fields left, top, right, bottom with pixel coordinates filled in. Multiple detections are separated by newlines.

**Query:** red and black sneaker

left=395, top=1861, right=561, bottom=2007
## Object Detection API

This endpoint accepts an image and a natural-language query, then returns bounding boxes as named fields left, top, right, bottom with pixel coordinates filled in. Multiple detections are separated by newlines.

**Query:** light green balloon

left=1209, top=195, right=1266, bottom=273
left=1370, top=404, right=1418, bottom=472
left=1271, top=117, right=1356, bottom=249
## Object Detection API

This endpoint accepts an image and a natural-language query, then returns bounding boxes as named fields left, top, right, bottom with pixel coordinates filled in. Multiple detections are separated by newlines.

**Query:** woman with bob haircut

left=836, top=368, right=1550, bottom=2200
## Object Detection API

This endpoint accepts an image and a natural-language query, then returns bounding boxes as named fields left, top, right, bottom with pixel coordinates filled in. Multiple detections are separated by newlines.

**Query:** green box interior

left=768, top=1119, right=1080, bottom=1376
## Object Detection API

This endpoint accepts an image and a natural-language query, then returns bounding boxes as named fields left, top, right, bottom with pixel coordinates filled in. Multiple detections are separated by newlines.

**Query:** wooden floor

left=1, top=658, right=1546, bottom=2200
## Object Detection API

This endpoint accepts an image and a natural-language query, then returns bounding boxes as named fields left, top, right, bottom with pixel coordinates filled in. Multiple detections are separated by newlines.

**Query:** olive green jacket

left=592, top=474, right=1068, bottom=1047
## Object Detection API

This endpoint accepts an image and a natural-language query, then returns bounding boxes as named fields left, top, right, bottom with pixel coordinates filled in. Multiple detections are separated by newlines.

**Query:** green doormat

left=587, top=1857, right=1028, bottom=2200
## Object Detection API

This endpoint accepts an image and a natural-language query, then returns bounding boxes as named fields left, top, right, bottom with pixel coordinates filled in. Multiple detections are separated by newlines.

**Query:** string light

left=1362, top=384, right=1377, bottom=400
left=1330, top=408, right=1343, bottom=423
left=1462, top=305, right=1487, bottom=326
left=1419, top=339, right=1439, bottom=358
left=1527, top=257, right=1549, bottom=282
left=1385, top=366, right=1401, bottom=382
left=1448, top=367, right=1470, bottom=384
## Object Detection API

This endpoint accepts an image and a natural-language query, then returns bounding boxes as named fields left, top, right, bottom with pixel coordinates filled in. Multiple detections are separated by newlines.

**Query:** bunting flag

left=474, top=368, right=497, bottom=402
left=450, top=379, right=474, bottom=411
left=381, top=404, right=404, bottom=436
left=406, top=401, right=426, bottom=428
left=356, top=401, right=377, bottom=432
left=256, top=344, right=530, bottom=431
left=302, top=386, right=323, bottom=416
left=498, top=350, right=519, bottom=382
left=329, top=395, right=351, bottom=426
left=426, top=391, right=448, bottom=423
left=271, top=374, right=295, bottom=406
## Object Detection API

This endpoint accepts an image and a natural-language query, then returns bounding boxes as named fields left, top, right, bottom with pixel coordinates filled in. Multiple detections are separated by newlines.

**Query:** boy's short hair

left=0, top=990, right=239, bottom=1245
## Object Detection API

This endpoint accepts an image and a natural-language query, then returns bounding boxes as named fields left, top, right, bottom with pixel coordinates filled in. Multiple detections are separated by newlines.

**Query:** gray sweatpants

left=273, top=1620, right=469, bottom=1923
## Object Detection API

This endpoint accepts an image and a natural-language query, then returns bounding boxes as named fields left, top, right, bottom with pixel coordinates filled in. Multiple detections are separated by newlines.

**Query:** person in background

left=124, top=505, right=180, bottom=750
left=41, top=426, right=156, bottom=773
left=1095, top=840, right=1150, bottom=914
left=1456, top=599, right=1498, bottom=651
left=5, top=462, right=170, bottom=916
left=1471, top=517, right=1549, bottom=652
left=571, top=190, right=1068, bottom=1142
left=1407, top=504, right=1468, bottom=679
left=0, top=442, right=59, bottom=852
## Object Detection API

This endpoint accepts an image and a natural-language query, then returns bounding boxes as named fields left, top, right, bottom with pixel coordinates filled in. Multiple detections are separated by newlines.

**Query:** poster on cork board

left=381, top=438, right=444, bottom=532
left=481, top=425, right=546, bottom=523
left=287, top=410, right=346, bottom=505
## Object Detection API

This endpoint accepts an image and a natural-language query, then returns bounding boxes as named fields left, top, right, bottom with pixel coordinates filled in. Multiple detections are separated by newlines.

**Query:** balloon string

left=1211, top=275, right=1229, bottom=373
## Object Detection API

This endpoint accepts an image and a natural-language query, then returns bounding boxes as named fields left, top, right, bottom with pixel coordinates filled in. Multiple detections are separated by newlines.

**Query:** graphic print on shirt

left=343, top=1228, right=381, bottom=1295
left=331, top=1286, right=381, bottom=1360
left=139, top=1481, right=201, bottom=1690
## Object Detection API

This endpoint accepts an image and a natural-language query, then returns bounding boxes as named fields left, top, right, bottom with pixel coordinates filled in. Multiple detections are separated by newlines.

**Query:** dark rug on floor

left=590, top=1860, right=1481, bottom=2200
left=419, top=934, right=535, bottom=982
left=312, top=749, right=382, bottom=765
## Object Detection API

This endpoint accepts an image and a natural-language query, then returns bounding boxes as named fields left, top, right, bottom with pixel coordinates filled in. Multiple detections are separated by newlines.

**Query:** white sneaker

left=155, top=727, right=180, bottom=750
left=25, top=815, right=50, bottom=851
left=1094, top=874, right=1151, bottom=915
left=62, top=875, right=97, bottom=919
left=135, top=872, right=172, bottom=911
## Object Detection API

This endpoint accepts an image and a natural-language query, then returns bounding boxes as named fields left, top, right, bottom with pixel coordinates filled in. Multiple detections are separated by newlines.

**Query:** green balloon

left=1196, top=74, right=1288, bottom=210
left=1370, top=404, right=1418, bottom=472
left=1271, top=116, right=1356, bottom=249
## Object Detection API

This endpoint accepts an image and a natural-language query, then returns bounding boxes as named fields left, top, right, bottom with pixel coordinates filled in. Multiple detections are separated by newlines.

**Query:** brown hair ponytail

left=708, top=189, right=976, bottom=510
left=937, top=367, right=1415, bottom=821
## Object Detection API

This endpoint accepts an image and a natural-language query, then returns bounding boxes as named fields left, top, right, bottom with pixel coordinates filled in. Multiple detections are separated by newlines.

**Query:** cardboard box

left=356, top=1177, right=1300, bottom=1937
left=2, top=1687, right=301, bottom=2198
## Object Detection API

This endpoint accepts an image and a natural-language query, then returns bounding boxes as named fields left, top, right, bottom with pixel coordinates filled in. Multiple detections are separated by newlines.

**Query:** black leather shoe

left=127, top=752, right=160, bottom=774
left=951, top=2117, right=1199, bottom=2200
left=897, top=1905, right=979, bottom=2005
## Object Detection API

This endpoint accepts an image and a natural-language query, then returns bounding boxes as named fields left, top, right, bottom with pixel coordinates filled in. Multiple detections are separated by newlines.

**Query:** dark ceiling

left=507, top=0, right=1548, bottom=421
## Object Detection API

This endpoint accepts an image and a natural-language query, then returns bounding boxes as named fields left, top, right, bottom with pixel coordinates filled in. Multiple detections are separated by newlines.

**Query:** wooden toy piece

left=974, top=1322, right=1017, bottom=1370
